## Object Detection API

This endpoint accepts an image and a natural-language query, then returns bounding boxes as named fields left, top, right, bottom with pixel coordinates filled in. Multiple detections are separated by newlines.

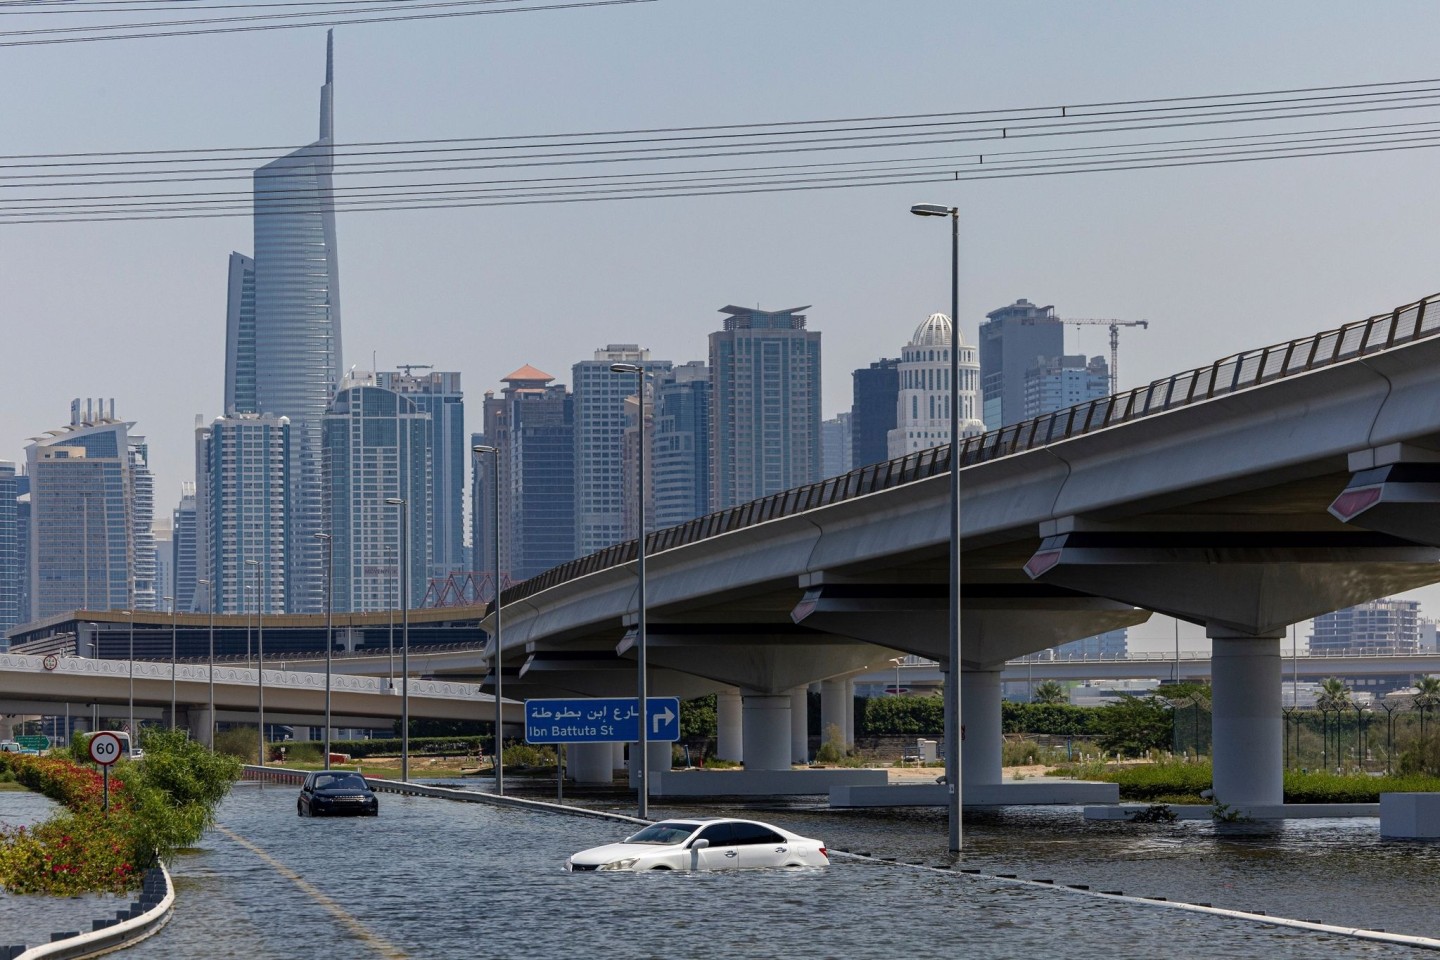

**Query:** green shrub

left=502, top=743, right=555, bottom=768
left=0, top=731, right=239, bottom=895
left=862, top=695, right=944, bottom=736
left=1002, top=702, right=1101, bottom=736
left=813, top=723, right=847, bottom=764
left=214, top=726, right=262, bottom=763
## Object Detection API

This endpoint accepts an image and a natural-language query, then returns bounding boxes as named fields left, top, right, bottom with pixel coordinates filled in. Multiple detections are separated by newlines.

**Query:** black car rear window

left=730, top=822, right=784, bottom=845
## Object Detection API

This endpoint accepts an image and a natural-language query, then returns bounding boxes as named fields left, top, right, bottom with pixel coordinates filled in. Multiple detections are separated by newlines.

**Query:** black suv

left=297, top=771, right=379, bottom=817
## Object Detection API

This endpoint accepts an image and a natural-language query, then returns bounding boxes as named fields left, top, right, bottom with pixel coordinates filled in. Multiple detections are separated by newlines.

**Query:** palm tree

left=1032, top=680, right=1067, bottom=705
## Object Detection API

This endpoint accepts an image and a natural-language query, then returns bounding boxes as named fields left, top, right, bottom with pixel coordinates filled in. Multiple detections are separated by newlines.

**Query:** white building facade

left=886, top=313, right=984, bottom=459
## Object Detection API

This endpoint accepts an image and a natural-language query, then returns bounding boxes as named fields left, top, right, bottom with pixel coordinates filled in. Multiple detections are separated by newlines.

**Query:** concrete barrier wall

left=13, top=864, right=172, bottom=960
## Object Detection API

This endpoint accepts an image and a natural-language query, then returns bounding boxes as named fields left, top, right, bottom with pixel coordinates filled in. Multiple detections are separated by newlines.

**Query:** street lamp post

left=911, top=200, right=963, bottom=852
left=472, top=445, right=504, bottom=795
left=385, top=497, right=411, bottom=782
left=164, top=597, right=177, bottom=730
left=609, top=362, right=650, bottom=819
left=198, top=579, right=215, bottom=749
left=890, top=657, right=904, bottom=696
left=246, top=559, right=263, bottom=765
left=315, top=532, right=334, bottom=769
left=124, top=610, right=135, bottom=741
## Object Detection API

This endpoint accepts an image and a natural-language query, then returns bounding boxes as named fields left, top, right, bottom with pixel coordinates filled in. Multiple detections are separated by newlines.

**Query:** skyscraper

left=652, top=361, right=711, bottom=529
left=508, top=381, right=575, bottom=580
left=128, top=437, right=157, bottom=612
left=1022, top=354, right=1110, bottom=419
left=887, top=313, right=983, bottom=458
left=978, top=298, right=1064, bottom=430
left=821, top=413, right=853, bottom=478
left=198, top=414, right=290, bottom=615
left=172, top=483, right=198, bottom=612
left=26, top=400, right=150, bottom=618
left=850, top=358, right=900, bottom=469
left=708, top=305, right=822, bottom=510
left=223, top=32, right=341, bottom=613
left=322, top=376, right=432, bottom=613
left=377, top=370, right=464, bottom=580
left=14, top=477, right=30, bottom=630
left=0, top=462, right=17, bottom=635
left=573, top=346, right=671, bottom=556
left=1310, top=600, right=1422, bottom=656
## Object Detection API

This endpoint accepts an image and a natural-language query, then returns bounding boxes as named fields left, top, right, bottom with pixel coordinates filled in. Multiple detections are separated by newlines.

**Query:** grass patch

left=1052, top=757, right=1440, bottom=803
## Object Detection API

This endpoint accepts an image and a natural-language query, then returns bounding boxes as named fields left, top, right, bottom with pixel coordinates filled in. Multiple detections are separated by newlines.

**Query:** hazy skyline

left=7, top=1, right=1440, bottom=650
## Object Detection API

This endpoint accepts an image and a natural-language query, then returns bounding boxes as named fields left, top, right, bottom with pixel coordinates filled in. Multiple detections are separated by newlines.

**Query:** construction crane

left=1058, top=318, right=1150, bottom=395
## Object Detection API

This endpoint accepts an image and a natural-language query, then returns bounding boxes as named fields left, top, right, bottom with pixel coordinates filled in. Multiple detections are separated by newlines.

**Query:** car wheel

left=297, top=803, right=304, bottom=817
left=649, top=865, right=672, bottom=871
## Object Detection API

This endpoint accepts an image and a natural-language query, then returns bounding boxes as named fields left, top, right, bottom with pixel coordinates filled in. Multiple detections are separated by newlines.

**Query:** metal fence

left=500, top=291, right=1440, bottom=609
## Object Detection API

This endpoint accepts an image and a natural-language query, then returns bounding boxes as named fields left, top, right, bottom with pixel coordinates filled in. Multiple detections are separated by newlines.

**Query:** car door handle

left=775, top=846, right=787, bottom=853
left=725, top=850, right=738, bottom=858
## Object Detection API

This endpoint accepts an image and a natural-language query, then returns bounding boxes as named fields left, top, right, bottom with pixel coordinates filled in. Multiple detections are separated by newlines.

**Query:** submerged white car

left=566, top=817, right=829, bottom=872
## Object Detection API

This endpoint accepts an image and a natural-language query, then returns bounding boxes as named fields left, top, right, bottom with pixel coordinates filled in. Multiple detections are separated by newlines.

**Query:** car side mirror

left=691, top=839, right=710, bottom=850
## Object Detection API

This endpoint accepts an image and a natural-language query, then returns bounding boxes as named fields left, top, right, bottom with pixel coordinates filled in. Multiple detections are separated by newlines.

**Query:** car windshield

left=314, top=774, right=369, bottom=790
left=623, top=822, right=698, bottom=845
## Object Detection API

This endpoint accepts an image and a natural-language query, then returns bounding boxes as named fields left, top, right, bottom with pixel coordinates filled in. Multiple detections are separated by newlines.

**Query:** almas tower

left=220, top=31, right=341, bottom=613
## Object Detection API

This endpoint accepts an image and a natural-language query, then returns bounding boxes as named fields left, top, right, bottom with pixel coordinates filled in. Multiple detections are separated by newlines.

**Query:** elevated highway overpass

left=472, top=291, right=1440, bottom=811
left=0, top=652, right=520, bottom=743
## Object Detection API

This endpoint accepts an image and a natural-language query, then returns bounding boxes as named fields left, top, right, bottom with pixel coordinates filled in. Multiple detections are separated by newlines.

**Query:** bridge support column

left=568, top=743, right=615, bottom=785
left=790, top=686, right=809, bottom=764
left=741, top=694, right=792, bottom=771
left=716, top=689, right=743, bottom=762
left=1210, top=627, right=1284, bottom=810
left=819, top=679, right=846, bottom=750
left=962, top=669, right=1004, bottom=787
left=187, top=709, right=214, bottom=749
left=0, top=718, right=15, bottom=741
left=628, top=740, right=672, bottom=786
left=844, top=678, right=856, bottom=748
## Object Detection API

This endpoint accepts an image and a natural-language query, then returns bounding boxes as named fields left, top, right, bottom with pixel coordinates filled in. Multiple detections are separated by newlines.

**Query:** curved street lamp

left=911, top=200, right=962, bottom=852
left=198, top=579, right=215, bottom=749
left=123, top=609, right=135, bottom=742
left=164, top=597, right=176, bottom=730
left=315, top=532, right=334, bottom=769
left=472, top=444, right=505, bottom=795
left=610, top=361, right=651, bottom=819
left=385, top=497, right=411, bottom=782
left=246, top=559, right=264, bottom=765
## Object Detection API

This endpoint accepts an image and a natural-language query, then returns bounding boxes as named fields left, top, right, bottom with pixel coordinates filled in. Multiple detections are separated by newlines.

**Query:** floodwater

left=76, top=782, right=1430, bottom=959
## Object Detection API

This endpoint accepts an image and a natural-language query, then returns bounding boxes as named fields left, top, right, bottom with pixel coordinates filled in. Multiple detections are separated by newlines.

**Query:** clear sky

left=5, top=0, right=1440, bottom=651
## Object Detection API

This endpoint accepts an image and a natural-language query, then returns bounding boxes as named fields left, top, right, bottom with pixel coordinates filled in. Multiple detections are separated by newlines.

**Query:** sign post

left=524, top=697, right=681, bottom=745
left=87, top=731, right=122, bottom=813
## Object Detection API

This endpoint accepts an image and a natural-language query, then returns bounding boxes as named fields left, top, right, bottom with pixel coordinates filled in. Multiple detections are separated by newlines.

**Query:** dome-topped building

left=886, top=312, right=985, bottom=459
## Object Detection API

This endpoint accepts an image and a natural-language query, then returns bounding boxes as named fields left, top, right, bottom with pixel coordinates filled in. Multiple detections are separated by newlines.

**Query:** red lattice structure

left=421, top=572, right=511, bottom=608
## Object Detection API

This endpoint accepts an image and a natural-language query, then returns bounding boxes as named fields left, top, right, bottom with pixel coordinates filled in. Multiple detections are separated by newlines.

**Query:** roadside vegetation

left=0, top=729, right=240, bottom=895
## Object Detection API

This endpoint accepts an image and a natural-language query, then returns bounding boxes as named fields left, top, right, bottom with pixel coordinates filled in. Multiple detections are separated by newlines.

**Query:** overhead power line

left=0, top=0, right=655, bottom=45
left=8, top=77, right=1440, bottom=223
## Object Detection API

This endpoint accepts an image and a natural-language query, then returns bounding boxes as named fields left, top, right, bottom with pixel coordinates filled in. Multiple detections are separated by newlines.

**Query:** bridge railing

left=499, top=291, right=1440, bottom=609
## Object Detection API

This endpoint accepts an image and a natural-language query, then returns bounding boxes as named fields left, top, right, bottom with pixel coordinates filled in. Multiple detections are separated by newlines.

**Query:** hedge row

left=329, top=735, right=492, bottom=759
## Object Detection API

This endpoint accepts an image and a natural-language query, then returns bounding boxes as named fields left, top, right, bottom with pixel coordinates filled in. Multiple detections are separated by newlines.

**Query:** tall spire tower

left=217, top=32, right=343, bottom=614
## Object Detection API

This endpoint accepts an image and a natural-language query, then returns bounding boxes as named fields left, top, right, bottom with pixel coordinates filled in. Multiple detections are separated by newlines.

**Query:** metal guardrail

left=496, top=291, right=1439, bottom=609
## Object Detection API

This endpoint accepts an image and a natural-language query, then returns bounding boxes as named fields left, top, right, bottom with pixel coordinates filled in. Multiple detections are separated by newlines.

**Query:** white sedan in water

left=566, top=817, right=829, bottom=872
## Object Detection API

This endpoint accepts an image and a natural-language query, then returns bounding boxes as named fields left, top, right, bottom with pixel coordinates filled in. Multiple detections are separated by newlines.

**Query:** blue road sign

left=524, top=697, right=681, bottom=744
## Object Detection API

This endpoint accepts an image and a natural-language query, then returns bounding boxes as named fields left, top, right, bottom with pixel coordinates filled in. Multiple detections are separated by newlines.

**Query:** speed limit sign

left=87, top=731, right=122, bottom=766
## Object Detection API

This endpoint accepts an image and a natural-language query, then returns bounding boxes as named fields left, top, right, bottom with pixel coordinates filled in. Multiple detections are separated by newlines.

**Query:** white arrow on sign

left=652, top=705, right=675, bottom=734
